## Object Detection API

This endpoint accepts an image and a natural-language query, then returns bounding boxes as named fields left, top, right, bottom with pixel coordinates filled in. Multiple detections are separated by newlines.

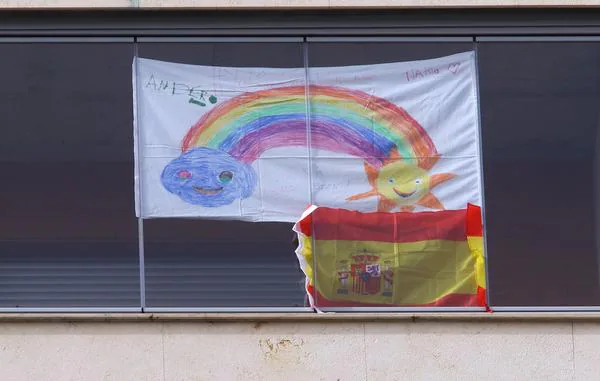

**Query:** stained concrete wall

left=0, top=0, right=600, bottom=9
left=0, top=316, right=599, bottom=381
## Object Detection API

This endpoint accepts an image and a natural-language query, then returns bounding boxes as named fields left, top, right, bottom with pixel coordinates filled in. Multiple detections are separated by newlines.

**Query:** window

left=2, top=32, right=600, bottom=312
left=0, top=41, right=139, bottom=308
left=137, top=40, right=307, bottom=308
left=478, top=41, right=600, bottom=306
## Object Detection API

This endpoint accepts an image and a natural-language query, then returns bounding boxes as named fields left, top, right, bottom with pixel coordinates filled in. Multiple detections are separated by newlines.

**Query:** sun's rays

left=347, top=160, right=456, bottom=212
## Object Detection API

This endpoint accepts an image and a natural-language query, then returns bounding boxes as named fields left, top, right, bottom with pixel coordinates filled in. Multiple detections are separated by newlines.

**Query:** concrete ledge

left=2, top=312, right=600, bottom=323
left=0, top=312, right=595, bottom=380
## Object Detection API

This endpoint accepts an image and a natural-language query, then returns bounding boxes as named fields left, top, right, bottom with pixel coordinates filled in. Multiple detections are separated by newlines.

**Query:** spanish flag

left=293, top=204, right=487, bottom=308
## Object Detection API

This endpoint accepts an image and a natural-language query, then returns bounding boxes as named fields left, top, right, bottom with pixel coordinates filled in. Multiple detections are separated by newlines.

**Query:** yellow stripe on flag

left=468, top=236, right=486, bottom=289
left=307, top=239, right=476, bottom=305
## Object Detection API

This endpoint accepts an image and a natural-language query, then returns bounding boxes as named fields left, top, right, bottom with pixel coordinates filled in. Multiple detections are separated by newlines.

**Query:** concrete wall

left=1, top=315, right=599, bottom=381
left=0, top=0, right=600, bottom=9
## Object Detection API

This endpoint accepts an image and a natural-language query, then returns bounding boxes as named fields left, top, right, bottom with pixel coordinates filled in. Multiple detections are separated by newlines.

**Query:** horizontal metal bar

left=7, top=9, right=600, bottom=37
left=5, top=9, right=600, bottom=31
left=144, top=307, right=314, bottom=313
left=491, top=306, right=600, bottom=312
left=3, top=306, right=600, bottom=313
left=0, top=307, right=142, bottom=313
left=137, top=37, right=303, bottom=43
left=0, top=37, right=133, bottom=43
left=307, top=36, right=472, bottom=42
left=476, top=36, right=600, bottom=42
left=5, top=27, right=600, bottom=38
left=319, top=307, right=487, bottom=313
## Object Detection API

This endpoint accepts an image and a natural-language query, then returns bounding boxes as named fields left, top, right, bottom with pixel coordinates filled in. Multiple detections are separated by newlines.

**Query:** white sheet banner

left=134, top=52, right=482, bottom=222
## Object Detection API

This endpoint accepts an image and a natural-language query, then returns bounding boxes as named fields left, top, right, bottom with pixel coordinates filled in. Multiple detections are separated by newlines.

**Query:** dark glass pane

left=138, top=42, right=306, bottom=307
left=0, top=43, right=138, bottom=307
left=479, top=42, right=600, bottom=306
left=308, top=42, right=472, bottom=66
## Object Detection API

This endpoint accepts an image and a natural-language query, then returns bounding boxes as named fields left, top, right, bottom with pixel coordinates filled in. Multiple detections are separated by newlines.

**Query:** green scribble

left=189, top=98, right=206, bottom=107
left=146, top=75, right=219, bottom=107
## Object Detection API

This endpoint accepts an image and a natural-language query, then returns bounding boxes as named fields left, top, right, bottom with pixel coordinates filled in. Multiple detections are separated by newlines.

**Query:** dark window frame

left=2, top=10, right=600, bottom=312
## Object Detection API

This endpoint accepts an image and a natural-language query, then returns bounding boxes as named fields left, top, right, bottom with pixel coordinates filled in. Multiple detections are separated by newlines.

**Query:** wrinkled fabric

left=134, top=52, right=482, bottom=222
left=293, top=204, right=487, bottom=308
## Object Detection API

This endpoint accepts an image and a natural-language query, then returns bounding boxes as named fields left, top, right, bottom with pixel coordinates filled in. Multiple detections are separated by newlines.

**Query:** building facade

left=1, top=2, right=600, bottom=380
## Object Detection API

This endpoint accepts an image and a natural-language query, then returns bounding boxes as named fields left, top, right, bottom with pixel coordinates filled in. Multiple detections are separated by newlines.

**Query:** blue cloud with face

left=161, top=147, right=257, bottom=207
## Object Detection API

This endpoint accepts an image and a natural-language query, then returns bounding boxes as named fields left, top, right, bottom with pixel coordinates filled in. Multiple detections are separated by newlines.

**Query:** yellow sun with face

left=347, top=159, right=455, bottom=212
left=375, top=161, right=431, bottom=207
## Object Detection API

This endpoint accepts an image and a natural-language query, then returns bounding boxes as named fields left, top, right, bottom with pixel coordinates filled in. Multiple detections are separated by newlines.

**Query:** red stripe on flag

left=306, top=283, right=487, bottom=308
left=466, top=203, right=483, bottom=237
left=308, top=207, right=468, bottom=242
left=476, top=286, right=491, bottom=312
left=297, top=210, right=313, bottom=236
left=309, top=289, right=485, bottom=308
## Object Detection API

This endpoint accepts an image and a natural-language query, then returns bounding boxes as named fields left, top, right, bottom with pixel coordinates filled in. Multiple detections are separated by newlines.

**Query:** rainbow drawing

left=161, top=85, right=454, bottom=210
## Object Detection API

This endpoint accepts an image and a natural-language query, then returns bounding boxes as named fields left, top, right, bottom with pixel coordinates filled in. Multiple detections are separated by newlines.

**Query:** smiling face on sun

left=346, top=158, right=456, bottom=212
left=375, top=161, right=431, bottom=207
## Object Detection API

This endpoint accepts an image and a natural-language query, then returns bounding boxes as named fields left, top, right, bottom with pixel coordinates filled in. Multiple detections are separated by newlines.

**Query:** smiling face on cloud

left=161, top=147, right=257, bottom=207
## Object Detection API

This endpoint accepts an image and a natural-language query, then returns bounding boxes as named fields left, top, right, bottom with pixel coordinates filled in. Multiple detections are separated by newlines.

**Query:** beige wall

left=0, top=0, right=600, bottom=9
left=1, top=316, right=599, bottom=381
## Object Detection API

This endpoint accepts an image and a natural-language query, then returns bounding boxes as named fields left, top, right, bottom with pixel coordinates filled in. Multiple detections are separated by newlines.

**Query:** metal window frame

left=474, top=33, right=600, bottom=312
left=492, top=307, right=600, bottom=312
left=476, top=36, right=600, bottom=42
left=320, top=307, right=488, bottom=313
left=0, top=37, right=133, bottom=43
left=2, top=10, right=600, bottom=312
left=306, top=37, right=472, bottom=42
left=133, top=41, right=146, bottom=310
left=0, top=36, right=141, bottom=314
left=144, top=307, right=314, bottom=313
left=131, top=35, right=494, bottom=313
left=5, top=9, right=600, bottom=37
left=472, top=42, right=492, bottom=310
left=133, top=35, right=309, bottom=313
left=137, top=37, right=304, bottom=43
left=0, top=307, right=143, bottom=313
